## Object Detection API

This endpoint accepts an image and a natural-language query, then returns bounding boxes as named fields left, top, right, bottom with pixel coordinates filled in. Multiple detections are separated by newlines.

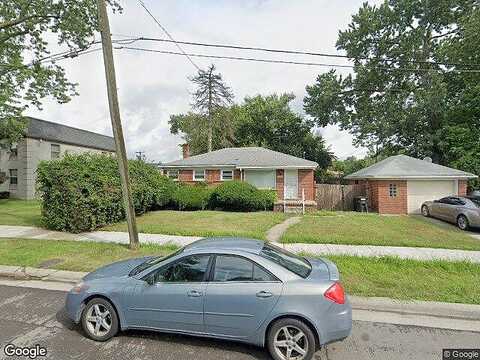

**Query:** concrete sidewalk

left=2, top=225, right=480, bottom=263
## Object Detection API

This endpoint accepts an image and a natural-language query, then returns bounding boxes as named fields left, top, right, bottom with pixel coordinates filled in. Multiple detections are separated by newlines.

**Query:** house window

left=194, top=169, right=205, bottom=181
left=221, top=170, right=233, bottom=181
left=9, top=169, right=18, bottom=189
left=167, top=170, right=179, bottom=180
left=389, top=183, right=397, bottom=197
left=51, top=144, right=60, bottom=159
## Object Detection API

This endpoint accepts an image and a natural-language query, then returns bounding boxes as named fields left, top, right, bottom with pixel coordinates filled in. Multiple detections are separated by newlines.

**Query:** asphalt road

left=0, top=285, right=478, bottom=360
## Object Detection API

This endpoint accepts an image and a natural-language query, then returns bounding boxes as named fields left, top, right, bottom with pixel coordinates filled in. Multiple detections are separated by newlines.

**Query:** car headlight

left=71, top=282, right=89, bottom=294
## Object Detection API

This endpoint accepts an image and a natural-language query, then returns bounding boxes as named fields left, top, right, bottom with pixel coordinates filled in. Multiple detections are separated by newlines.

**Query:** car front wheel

left=457, top=215, right=469, bottom=231
left=421, top=205, right=430, bottom=217
left=81, top=298, right=119, bottom=341
left=267, top=318, right=316, bottom=360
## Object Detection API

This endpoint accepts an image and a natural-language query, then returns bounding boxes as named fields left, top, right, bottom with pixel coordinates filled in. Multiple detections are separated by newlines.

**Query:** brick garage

left=346, top=155, right=477, bottom=215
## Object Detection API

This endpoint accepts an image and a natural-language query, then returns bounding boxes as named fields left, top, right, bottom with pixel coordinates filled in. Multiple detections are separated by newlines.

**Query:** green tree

left=304, top=0, right=477, bottom=165
left=0, top=0, right=121, bottom=144
left=190, top=64, right=234, bottom=152
left=233, top=93, right=333, bottom=172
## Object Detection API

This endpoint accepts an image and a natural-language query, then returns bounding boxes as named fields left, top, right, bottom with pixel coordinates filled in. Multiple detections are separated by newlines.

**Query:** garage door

left=407, top=180, right=457, bottom=214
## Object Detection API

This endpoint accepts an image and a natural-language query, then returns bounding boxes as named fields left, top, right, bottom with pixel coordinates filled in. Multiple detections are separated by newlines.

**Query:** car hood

left=83, top=256, right=154, bottom=281
left=306, top=257, right=340, bottom=282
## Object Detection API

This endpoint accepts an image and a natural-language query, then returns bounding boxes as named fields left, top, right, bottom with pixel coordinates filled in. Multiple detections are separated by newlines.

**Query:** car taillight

left=324, top=282, right=345, bottom=304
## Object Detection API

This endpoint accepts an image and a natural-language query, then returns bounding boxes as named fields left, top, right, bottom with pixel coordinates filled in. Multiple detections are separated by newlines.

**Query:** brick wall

left=376, top=180, right=407, bottom=214
left=234, top=170, right=241, bottom=180
left=276, top=169, right=284, bottom=200
left=458, top=180, right=468, bottom=196
left=298, top=169, right=315, bottom=201
left=178, top=169, right=193, bottom=182
left=206, top=169, right=221, bottom=184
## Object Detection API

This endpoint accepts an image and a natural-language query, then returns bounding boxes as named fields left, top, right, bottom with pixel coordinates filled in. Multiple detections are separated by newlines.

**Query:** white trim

left=162, top=165, right=317, bottom=170
left=346, top=175, right=477, bottom=180
left=221, top=169, right=233, bottom=181
left=193, top=169, right=206, bottom=181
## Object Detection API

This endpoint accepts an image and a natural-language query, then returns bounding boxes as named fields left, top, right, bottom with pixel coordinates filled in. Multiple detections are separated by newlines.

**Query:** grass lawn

left=319, top=254, right=480, bottom=305
left=0, top=199, right=41, bottom=227
left=0, top=238, right=178, bottom=273
left=282, top=213, right=480, bottom=251
left=103, top=210, right=289, bottom=240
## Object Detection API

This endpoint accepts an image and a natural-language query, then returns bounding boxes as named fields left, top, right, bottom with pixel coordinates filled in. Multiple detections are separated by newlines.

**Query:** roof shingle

left=345, top=155, right=477, bottom=179
left=23, top=117, right=116, bottom=152
left=163, top=147, right=318, bottom=168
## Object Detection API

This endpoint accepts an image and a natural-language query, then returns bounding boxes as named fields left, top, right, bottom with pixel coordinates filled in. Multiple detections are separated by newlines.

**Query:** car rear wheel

left=421, top=205, right=430, bottom=217
left=457, top=215, right=470, bottom=231
left=267, top=318, right=316, bottom=360
left=81, top=298, right=119, bottom=341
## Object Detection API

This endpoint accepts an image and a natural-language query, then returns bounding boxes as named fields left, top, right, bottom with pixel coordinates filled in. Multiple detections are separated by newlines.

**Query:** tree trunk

left=207, top=69, right=213, bottom=152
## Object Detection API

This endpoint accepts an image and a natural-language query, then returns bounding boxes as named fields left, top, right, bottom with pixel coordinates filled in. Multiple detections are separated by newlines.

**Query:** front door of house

left=284, top=169, right=298, bottom=199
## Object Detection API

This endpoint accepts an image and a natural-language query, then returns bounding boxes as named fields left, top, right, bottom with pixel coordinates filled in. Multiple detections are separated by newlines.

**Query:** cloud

left=27, top=0, right=380, bottom=162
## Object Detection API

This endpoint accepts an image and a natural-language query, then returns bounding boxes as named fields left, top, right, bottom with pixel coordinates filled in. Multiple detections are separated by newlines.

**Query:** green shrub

left=209, top=181, right=276, bottom=211
left=173, top=183, right=212, bottom=210
left=36, top=153, right=175, bottom=232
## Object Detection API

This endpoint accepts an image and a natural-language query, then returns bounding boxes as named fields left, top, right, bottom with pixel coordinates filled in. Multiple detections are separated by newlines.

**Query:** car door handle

left=187, top=290, right=203, bottom=297
left=256, top=291, right=273, bottom=298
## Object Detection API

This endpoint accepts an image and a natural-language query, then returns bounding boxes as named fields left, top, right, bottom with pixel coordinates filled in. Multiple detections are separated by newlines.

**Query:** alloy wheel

left=85, top=304, right=112, bottom=337
left=458, top=216, right=468, bottom=230
left=273, top=325, right=308, bottom=360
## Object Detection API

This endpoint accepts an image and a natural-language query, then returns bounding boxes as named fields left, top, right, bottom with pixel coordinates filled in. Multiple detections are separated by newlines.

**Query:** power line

left=136, top=0, right=201, bottom=70
left=113, top=45, right=480, bottom=73
left=112, top=35, right=480, bottom=70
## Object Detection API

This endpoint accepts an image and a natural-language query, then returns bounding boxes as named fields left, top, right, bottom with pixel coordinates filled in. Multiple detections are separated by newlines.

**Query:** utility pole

left=96, top=0, right=139, bottom=249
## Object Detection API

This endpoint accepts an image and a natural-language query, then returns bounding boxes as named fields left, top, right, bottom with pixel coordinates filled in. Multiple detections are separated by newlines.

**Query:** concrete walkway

left=2, top=225, right=480, bottom=263
left=265, top=216, right=301, bottom=242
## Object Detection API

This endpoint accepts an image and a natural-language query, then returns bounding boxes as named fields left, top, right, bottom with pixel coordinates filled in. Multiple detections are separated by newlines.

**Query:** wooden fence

left=315, top=183, right=365, bottom=211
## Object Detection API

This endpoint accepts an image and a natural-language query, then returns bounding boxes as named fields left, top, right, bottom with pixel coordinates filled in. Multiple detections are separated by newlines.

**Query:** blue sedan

left=66, top=238, right=351, bottom=360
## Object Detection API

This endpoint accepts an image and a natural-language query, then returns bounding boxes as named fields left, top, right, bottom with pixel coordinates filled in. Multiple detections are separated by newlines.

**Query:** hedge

left=172, top=182, right=212, bottom=210
left=36, top=153, right=176, bottom=233
left=209, top=181, right=276, bottom=211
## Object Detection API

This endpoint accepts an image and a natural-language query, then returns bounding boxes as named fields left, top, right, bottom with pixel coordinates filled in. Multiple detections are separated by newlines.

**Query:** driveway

left=416, top=215, right=480, bottom=240
left=0, top=285, right=479, bottom=360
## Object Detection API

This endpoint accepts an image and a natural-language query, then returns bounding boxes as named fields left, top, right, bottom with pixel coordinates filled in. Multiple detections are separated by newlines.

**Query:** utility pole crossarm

left=96, top=0, right=139, bottom=249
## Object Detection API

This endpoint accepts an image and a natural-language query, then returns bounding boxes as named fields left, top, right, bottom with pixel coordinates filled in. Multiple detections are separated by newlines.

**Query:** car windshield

left=129, top=248, right=184, bottom=277
left=259, top=243, right=312, bottom=278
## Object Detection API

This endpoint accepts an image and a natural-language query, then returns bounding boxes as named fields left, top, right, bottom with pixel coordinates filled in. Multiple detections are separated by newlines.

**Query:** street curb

left=349, top=296, right=480, bottom=321
left=0, top=265, right=86, bottom=284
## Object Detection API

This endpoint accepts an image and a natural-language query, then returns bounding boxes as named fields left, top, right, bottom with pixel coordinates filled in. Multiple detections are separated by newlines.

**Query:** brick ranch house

left=345, top=154, right=477, bottom=214
left=161, top=145, right=318, bottom=211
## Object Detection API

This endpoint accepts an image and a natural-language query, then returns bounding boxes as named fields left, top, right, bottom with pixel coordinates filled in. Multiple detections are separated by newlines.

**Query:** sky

left=28, top=0, right=382, bottom=163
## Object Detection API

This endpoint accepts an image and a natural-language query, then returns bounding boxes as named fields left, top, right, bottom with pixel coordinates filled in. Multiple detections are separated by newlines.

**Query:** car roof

left=183, top=237, right=265, bottom=255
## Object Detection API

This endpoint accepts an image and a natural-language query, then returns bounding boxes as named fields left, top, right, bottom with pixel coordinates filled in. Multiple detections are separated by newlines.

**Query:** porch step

left=274, top=200, right=317, bottom=213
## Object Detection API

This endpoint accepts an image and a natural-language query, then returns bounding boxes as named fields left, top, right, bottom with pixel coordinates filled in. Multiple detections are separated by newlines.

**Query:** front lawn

left=282, top=213, right=480, bottom=250
left=321, top=255, right=480, bottom=305
left=0, top=199, right=41, bottom=227
left=103, top=210, right=289, bottom=240
left=0, top=238, right=178, bottom=273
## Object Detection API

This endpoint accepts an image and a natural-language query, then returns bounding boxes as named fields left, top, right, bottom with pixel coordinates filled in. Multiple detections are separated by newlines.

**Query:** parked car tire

left=456, top=215, right=470, bottom=231
left=267, top=318, right=316, bottom=360
left=81, top=298, right=119, bottom=341
left=421, top=205, right=430, bottom=217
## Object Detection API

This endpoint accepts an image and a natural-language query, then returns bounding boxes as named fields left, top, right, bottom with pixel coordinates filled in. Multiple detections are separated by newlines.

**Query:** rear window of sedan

left=259, top=243, right=312, bottom=278
left=471, top=198, right=480, bottom=208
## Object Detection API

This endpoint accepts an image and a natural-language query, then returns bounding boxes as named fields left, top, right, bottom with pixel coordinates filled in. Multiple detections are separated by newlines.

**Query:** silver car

left=422, top=196, right=480, bottom=230
left=66, top=238, right=352, bottom=360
